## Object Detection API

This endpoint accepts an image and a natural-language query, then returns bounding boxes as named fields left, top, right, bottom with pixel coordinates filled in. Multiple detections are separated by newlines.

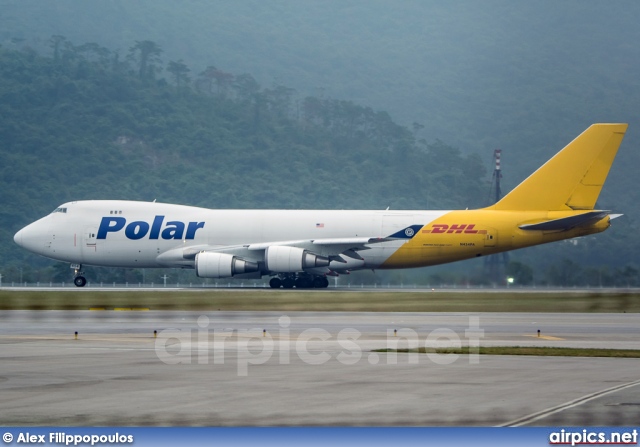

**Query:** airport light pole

left=485, top=149, right=509, bottom=285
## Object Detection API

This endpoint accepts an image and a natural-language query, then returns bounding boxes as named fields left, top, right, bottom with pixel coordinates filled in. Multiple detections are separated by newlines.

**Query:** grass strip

left=1, top=290, right=639, bottom=312
left=375, top=346, right=640, bottom=358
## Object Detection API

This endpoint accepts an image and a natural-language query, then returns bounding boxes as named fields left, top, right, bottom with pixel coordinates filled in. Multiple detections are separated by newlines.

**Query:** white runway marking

left=501, top=378, right=640, bottom=426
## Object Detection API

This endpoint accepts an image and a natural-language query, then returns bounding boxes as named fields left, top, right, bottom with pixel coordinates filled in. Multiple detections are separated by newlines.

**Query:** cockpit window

left=52, top=207, right=68, bottom=214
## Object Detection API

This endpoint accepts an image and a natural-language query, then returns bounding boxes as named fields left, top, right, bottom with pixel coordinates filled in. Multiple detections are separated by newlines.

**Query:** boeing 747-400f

left=14, top=123, right=627, bottom=288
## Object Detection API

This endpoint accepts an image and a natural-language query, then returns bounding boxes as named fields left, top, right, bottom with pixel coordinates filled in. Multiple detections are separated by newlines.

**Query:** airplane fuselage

left=14, top=200, right=609, bottom=271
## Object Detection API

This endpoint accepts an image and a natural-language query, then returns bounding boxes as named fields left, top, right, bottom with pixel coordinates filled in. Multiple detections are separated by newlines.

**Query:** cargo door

left=483, top=227, right=497, bottom=247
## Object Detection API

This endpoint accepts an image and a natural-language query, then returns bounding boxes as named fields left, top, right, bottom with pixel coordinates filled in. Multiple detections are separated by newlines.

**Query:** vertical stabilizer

left=490, top=123, right=627, bottom=211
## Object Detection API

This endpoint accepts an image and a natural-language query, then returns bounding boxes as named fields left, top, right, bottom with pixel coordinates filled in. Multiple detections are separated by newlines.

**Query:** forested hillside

left=2, top=1, right=639, bottom=185
left=0, top=41, right=490, bottom=283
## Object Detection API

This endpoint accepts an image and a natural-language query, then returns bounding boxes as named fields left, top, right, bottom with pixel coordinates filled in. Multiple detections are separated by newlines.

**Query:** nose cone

left=14, top=228, right=24, bottom=247
left=13, top=221, right=46, bottom=254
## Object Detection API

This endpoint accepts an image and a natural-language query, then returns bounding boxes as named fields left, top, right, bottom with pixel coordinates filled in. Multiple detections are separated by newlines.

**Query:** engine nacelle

left=195, top=252, right=259, bottom=278
left=265, top=246, right=330, bottom=272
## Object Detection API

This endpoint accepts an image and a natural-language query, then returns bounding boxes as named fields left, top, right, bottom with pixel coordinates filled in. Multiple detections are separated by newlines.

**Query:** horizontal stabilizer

left=519, top=211, right=609, bottom=231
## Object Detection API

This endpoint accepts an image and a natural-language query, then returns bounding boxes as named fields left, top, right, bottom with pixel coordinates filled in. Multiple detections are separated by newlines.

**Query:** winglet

left=489, top=124, right=627, bottom=211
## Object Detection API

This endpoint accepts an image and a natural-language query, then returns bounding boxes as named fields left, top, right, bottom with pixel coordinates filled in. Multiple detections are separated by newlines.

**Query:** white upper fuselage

left=14, top=200, right=448, bottom=270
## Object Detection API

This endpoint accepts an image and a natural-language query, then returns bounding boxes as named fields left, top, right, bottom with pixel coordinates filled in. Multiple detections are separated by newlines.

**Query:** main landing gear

left=269, top=273, right=329, bottom=289
left=71, top=263, right=87, bottom=287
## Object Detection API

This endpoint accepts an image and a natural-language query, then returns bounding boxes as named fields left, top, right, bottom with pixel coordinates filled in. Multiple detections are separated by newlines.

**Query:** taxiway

left=0, top=311, right=638, bottom=426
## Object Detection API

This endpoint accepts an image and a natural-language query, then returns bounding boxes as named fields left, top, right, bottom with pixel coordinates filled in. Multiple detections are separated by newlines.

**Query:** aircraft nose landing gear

left=70, top=263, right=87, bottom=287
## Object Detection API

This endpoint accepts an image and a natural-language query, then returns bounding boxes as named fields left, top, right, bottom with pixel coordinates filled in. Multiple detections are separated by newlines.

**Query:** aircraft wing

left=156, top=224, right=424, bottom=267
left=169, top=238, right=381, bottom=261
left=248, top=236, right=386, bottom=255
left=247, top=224, right=423, bottom=256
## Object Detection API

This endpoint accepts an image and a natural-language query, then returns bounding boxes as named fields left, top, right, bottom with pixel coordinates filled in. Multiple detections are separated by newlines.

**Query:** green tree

left=128, top=40, right=163, bottom=80
left=198, top=65, right=217, bottom=95
left=233, top=74, right=261, bottom=103
left=167, top=59, right=191, bottom=88
left=211, top=68, right=234, bottom=96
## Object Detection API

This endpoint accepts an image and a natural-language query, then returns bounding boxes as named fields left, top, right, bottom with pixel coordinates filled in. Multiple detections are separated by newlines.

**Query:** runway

left=0, top=311, right=638, bottom=426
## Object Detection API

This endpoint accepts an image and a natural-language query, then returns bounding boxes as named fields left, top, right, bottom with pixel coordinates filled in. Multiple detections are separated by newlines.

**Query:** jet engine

left=195, top=252, right=259, bottom=278
left=265, top=246, right=330, bottom=272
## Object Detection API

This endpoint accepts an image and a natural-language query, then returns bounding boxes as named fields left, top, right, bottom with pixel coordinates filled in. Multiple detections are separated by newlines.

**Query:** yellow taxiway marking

left=114, top=308, right=150, bottom=311
left=90, top=308, right=149, bottom=311
left=523, top=334, right=565, bottom=341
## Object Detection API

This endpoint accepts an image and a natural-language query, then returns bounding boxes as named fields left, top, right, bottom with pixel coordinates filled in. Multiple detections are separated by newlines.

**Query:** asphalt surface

left=0, top=311, right=638, bottom=426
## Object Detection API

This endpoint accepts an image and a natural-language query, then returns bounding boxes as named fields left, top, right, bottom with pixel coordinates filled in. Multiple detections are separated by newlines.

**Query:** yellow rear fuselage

left=382, top=209, right=610, bottom=268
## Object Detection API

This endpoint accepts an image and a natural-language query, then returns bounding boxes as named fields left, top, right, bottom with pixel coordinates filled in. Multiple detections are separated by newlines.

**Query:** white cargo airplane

left=14, top=124, right=627, bottom=288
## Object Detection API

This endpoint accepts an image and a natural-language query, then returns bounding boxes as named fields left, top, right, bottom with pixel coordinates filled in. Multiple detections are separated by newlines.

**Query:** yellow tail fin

left=490, top=123, right=628, bottom=211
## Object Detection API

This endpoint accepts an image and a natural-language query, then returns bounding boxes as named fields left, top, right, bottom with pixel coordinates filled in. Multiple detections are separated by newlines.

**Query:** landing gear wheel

left=281, top=278, right=295, bottom=289
left=269, top=277, right=282, bottom=289
left=74, top=276, right=87, bottom=287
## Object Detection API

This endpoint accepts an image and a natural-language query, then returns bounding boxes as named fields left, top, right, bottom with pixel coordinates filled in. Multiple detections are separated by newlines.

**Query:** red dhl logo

left=422, top=224, right=487, bottom=234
